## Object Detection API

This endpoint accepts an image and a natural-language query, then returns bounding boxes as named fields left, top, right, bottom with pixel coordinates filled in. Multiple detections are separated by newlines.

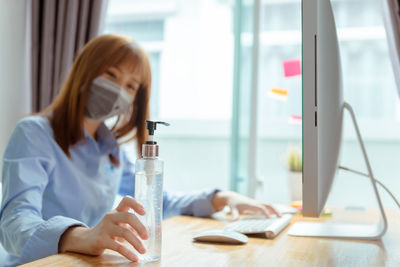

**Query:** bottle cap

left=142, top=143, right=159, bottom=157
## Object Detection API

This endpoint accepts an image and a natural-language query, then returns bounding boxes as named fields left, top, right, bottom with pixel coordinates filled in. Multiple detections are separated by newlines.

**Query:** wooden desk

left=22, top=208, right=400, bottom=266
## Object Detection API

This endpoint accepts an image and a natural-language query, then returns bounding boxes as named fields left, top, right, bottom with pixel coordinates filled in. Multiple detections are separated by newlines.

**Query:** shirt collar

left=97, top=123, right=119, bottom=154
left=83, top=123, right=119, bottom=155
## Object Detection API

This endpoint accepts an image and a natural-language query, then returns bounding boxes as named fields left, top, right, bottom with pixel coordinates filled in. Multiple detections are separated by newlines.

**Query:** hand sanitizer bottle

left=135, top=120, right=169, bottom=262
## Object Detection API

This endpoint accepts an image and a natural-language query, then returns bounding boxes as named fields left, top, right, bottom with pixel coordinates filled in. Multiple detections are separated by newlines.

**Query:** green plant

left=287, top=148, right=302, bottom=172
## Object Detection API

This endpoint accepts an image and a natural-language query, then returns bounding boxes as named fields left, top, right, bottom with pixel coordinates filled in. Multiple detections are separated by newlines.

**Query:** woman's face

left=100, top=61, right=141, bottom=98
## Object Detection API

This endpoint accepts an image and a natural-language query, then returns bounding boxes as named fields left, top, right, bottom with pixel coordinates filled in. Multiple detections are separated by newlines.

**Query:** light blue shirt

left=0, top=116, right=218, bottom=266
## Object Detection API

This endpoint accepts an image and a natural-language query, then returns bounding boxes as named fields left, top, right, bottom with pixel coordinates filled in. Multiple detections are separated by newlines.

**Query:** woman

left=0, top=34, right=279, bottom=266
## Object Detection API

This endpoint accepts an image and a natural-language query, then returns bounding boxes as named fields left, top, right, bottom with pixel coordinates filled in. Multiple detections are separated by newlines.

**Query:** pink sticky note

left=291, top=115, right=302, bottom=121
left=283, top=59, right=301, bottom=77
left=288, top=115, right=302, bottom=125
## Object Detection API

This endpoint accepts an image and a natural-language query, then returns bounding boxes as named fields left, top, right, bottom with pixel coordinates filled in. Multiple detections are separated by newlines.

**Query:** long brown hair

left=41, top=34, right=151, bottom=165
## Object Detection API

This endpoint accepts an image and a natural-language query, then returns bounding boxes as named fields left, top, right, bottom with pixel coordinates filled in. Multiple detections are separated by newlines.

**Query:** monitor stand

left=288, top=102, right=388, bottom=240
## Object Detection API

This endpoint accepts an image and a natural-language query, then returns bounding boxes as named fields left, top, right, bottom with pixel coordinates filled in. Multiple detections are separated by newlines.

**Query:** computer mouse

left=192, top=229, right=248, bottom=244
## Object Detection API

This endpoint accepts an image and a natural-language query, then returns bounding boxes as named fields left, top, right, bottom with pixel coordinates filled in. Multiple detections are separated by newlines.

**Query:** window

left=104, top=0, right=234, bottom=192
left=105, top=0, right=400, bottom=207
left=253, top=0, right=400, bottom=207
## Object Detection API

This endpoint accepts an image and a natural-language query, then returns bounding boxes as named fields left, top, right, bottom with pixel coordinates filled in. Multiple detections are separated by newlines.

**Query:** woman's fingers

left=264, top=204, right=281, bottom=217
left=230, top=206, right=240, bottom=221
left=233, top=204, right=275, bottom=218
left=109, top=224, right=146, bottom=255
left=260, top=205, right=273, bottom=218
left=253, top=204, right=284, bottom=218
left=108, top=212, right=148, bottom=240
left=116, top=196, right=146, bottom=215
left=107, top=237, right=139, bottom=262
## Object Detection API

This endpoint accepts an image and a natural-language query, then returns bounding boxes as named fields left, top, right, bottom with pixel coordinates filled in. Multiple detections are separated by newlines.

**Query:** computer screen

left=301, top=0, right=343, bottom=217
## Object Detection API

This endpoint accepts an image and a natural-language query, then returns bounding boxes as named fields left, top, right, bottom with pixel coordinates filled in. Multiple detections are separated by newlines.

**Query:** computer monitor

left=301, top=0, right=343, bottom=218
left=288, top=0, right=388, bottom=239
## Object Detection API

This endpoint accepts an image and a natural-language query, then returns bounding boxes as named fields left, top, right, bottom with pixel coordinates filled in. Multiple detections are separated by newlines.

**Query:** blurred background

left=1, top=0, right=400, bottom=209
left=105, top=0, right=400, bottom=208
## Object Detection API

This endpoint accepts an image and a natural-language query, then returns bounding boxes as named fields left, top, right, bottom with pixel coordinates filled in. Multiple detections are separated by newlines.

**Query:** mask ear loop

left=110, top=98, right=135, bottom=142
left=111, top=115, right=122, bottom=131
left=119, top=99, right=135, bottom=126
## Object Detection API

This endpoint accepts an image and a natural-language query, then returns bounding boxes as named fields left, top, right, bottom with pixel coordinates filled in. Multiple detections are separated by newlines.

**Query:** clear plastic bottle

left=134, top=121, right=169, bottom=262
left=135, top=158, right=163, bottom=262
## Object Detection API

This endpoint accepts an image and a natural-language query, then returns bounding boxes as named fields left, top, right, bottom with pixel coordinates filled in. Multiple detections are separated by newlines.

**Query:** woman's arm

left=0, top=118, right=85, bottom=264
left=162, top=189, right=220, bottom=219
left=163, top=190, right=280, bottom=220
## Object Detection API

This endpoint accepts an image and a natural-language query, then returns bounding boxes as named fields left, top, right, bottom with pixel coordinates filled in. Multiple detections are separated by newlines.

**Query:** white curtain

left=0, top=0, right=32, bottom=170
left=0, top=0, right=32, bottom=260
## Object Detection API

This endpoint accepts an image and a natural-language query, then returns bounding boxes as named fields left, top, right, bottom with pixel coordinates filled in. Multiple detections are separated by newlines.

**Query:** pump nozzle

left=145, top=120, right=170, bottom=136
left=143, top=120, right=170, bottom=157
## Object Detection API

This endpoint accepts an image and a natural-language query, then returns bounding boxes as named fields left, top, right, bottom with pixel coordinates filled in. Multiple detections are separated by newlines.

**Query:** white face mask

left=84, top=76, right=135, bottom=121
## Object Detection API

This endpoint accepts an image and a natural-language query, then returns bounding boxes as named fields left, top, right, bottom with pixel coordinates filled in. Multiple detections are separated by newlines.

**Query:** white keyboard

left=223, top=214, right=293, bottom=238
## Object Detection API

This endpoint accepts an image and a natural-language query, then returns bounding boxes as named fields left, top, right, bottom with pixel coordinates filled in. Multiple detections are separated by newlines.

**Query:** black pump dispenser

left=146, top=121, right=170, bottom=137
left=143, top=120, right=170, bottom=157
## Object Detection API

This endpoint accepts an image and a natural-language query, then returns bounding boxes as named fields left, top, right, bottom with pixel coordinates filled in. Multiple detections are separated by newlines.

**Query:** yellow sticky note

left=271, top=88, right=288, bottom=96
left=267, top=88, right=289, bottom=101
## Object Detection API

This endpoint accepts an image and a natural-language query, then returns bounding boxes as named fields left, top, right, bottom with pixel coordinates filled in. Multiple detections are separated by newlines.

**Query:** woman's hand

left=59, top=196, right=148, bottom=262
left=212, top=191, right=281, bottom=220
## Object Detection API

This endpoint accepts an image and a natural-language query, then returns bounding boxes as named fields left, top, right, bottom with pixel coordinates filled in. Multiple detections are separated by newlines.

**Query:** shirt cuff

left=19, top=216, right=87, bottom=265
left=192, top=188, right=220, bottom=218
